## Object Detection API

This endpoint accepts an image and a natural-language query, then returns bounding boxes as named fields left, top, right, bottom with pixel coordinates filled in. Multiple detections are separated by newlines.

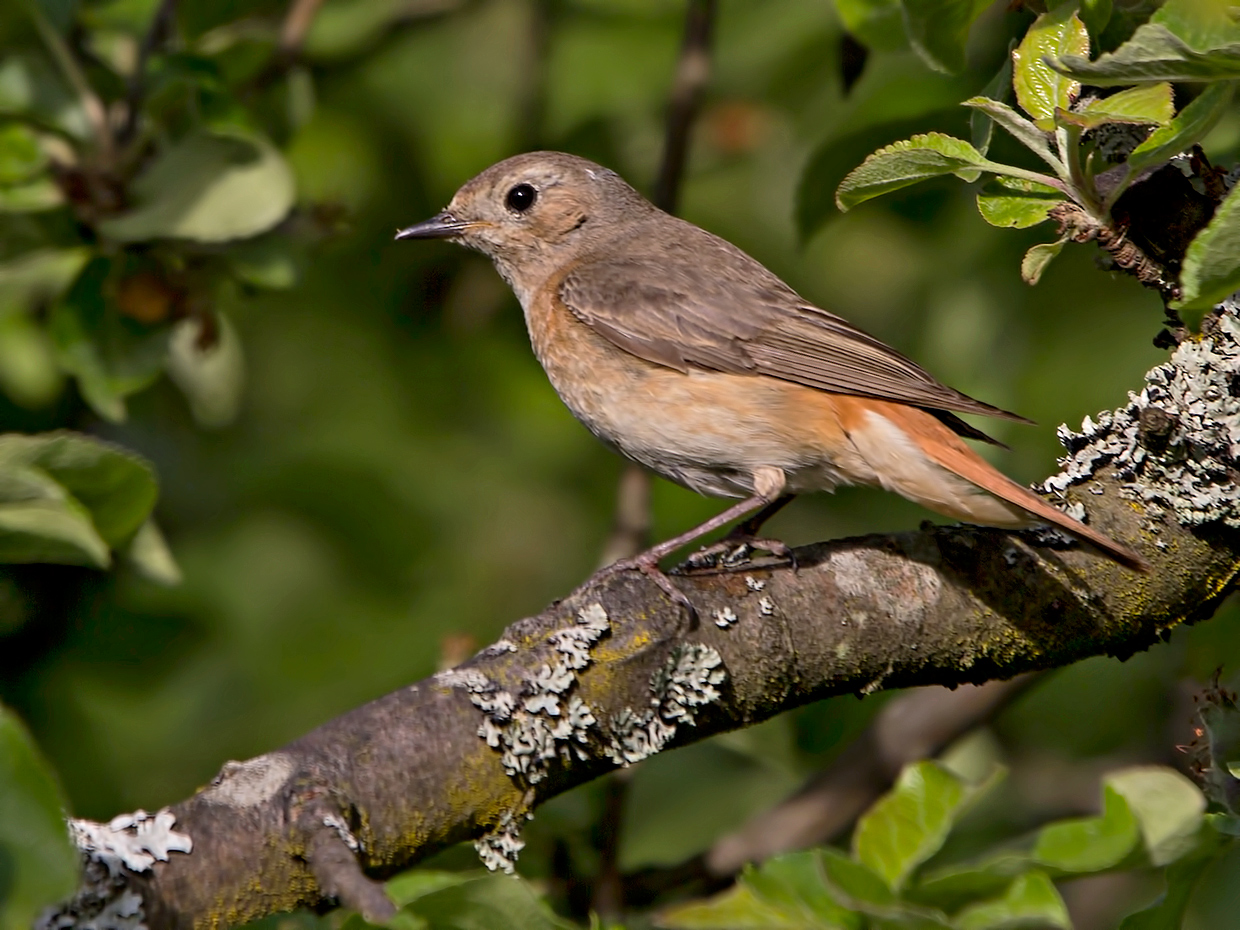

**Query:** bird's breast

left=521, top=276, right=871, bottom=498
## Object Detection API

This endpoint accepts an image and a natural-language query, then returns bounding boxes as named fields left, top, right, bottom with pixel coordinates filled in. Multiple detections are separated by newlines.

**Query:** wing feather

left=558, top=223, right=1030, bottom=425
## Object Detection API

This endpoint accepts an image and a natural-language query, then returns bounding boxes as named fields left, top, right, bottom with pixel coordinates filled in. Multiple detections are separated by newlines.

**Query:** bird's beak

left=395, top=211, right=478, bottom=240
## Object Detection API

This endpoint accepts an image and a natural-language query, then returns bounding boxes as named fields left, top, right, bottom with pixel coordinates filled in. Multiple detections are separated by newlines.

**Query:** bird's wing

left=558, top=237, right=1029, bottom=423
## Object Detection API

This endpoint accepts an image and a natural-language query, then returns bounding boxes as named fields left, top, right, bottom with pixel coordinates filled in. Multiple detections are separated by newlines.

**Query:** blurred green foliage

left=1, top=0, right=1239, bottom=927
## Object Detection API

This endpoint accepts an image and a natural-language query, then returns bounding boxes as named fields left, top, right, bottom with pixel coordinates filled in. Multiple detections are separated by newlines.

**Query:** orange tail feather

left=922, top=436, right=1150, bottom=571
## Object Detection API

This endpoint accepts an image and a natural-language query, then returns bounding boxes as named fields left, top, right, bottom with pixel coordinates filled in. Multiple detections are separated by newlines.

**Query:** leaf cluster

left=830, top=0, right=1240, bottom=325
left=658, top=760, right=1228, bottom=930
left=0, top=0, right=327, bottom=570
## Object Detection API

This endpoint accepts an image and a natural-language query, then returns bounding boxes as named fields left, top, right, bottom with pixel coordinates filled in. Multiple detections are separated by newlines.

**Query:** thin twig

left=279, top=0, right=327, bottom=58
left=30, top=8, right=113, bottom=165
left=653, top=0, right=717, bottom=215
left=590, top=0, right=720, bottom=912
left=118, top=0, right=179, bottom=147
left=598, top=0, right=719, bottom=566
left=598, top=463, right=654, bottom=567
left=248, top=0, right=330, bottom=94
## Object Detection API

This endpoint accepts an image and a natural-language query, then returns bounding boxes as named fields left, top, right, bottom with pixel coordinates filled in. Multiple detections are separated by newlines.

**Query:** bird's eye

left=506, top=183, right=537, bottom=213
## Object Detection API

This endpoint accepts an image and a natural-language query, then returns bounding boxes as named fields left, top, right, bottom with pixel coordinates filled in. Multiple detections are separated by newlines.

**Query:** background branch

left=600, top=0, right=718, bottom=570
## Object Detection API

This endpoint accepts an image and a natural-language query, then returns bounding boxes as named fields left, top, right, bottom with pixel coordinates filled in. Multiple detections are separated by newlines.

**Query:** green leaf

left=1054, top=27, right=1240, bottom=83
left=899, top=0, right=994, bottom=73
left=909, top=854, right=1028, bottom=913
left=0, top=704, right=78, bottom=930
left=819, top=848, right=899, bottom=912
left=1051, top=0, right=1240, bottom=84
left=0, top=432, right=158, bottom=557
left=1020, top=238, right=1066, bottom=285
left=657, top=885, right=834, bottom=930
left=166, top=314, right=244, bottom=429
left=386, top=870, right=475, bottom=908
left=1172, top=177, right=1240, bottom=324
left=853, top=761, right=968, bottom=891
left=1081, top=0, right=1113, bottom=42
left=954, top=872, right=1070, bottom=930
left=1126, top=81, right=1236, bottom=174
left=1052, top=0, right=1240, bottom=84
left=745, top=852, right=863, bottom=929
left=1105, top=766, right=1206, bottom=867
left=0, top=499, right=109, bottom=567
left=1013, top=4, right=1091, bottom=130
left=962, top=98, right=1066, bottom=174
left=0, top=54, right=90, bottom=140
left=123, top=519, right=181, bottom=586
left=660, top=852, right=861, bottom=929
left=977, top=177, right=1065, bottom=228
left=97, top=130, right=295, bottom=243
left=0, top=313, right=62, bottom=408
left=48, top=257, right=169, bottom=422
left=0, top=177, right=63, bottom=212
left=0, top=247, right=90, bottom=312
left=833, top=0, right=908, bottom=51
left=1117, top=837, right=1225, bottom=929
left=1032, top=785, right=1140, bottom=873
left=1198, top=689, right=1240, bottom=811
left=971, top=55, right=1014, bottom=157
left=836, top=133, right=1028, bottom=211
left=227, top=235, right=303, bottom=290
left=398, top=873, right=574, bottom=930
left=1056, top=83, right=1175, bottom=129
left=0, top=123, right=47, bottom=184
left=1152, top=0, right=1240, bottom=53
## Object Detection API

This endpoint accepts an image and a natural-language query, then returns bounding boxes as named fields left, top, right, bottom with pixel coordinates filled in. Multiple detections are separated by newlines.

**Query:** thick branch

left=48, top=313, right=1240, bottom=930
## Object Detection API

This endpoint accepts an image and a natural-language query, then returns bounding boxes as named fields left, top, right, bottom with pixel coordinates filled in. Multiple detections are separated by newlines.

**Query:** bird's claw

left=676, top=536, right=798, bottom=574
left=595, top=555, right=699, bottom=625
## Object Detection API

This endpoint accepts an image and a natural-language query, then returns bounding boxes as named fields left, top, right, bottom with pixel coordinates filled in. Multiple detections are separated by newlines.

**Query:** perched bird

left=397, top=152, right=1148, bottom=607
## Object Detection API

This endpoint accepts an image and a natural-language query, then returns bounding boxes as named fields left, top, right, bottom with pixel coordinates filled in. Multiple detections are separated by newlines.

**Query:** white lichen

left=1043, top=307, right=1240, bottom=529
left=321, top=813, right=360, bottom=853
left=713, top=606, right=738, bottom=628
left=201, top=753, right=292, bottom=808
left=470, top=604, right=611, bottom=870
left=39, top=812, right=192, bottom=930
left=40, top=887, right=146, bottom=930
left=603, top=644, right=727, bottom=766
left=745, top=575, right=766, bottom=592
left=69, top=809, right=192, bottom=874
left=473, top=809, right=527, bottom=874
left=433, top=667, right=493, bottom=691
left=481, top=639, right=518, bottom=656
left=758, top=596, right=775, bottom=616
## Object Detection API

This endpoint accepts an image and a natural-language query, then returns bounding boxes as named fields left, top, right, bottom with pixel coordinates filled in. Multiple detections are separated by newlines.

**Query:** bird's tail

left=841, top=397, right=1150, bottom=571
left=917, top=425, right=1151, bottom=571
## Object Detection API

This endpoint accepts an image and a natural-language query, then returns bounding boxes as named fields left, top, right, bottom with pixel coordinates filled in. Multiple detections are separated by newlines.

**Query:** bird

left=397, top=151, right=1148, bottom=610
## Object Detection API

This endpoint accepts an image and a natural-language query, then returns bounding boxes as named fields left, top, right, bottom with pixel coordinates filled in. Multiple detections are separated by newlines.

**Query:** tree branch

left=44, top=184, right=1240, bottom=930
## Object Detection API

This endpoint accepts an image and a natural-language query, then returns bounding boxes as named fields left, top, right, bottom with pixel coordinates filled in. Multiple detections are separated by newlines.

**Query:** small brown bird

left=398, top=152, right=1147, bottom=606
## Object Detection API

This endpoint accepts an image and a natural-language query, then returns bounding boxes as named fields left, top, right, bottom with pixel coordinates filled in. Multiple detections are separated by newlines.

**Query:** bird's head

left=396, top=151, right=652, bottom=298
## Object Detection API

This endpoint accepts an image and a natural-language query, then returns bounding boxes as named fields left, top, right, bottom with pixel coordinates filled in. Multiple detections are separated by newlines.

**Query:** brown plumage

left=397, top=151, right=1149, bottom=594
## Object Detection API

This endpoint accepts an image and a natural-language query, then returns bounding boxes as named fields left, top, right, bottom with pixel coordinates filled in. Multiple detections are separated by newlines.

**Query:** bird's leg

left=729, top=493, right=796, bottom=538
left=589, top=469, right=789, bottom=621
left=681, top=494, right=799, bottom=571
left=589, top=493, right=776, bottom=622
left=722, top=493, right=797, bottom=564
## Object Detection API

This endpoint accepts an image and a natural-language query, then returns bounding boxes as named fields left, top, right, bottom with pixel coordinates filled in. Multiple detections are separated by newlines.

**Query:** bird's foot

left=595, top=554, right=699, bottom=624
left=676, top=535, right=797, bottom=574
